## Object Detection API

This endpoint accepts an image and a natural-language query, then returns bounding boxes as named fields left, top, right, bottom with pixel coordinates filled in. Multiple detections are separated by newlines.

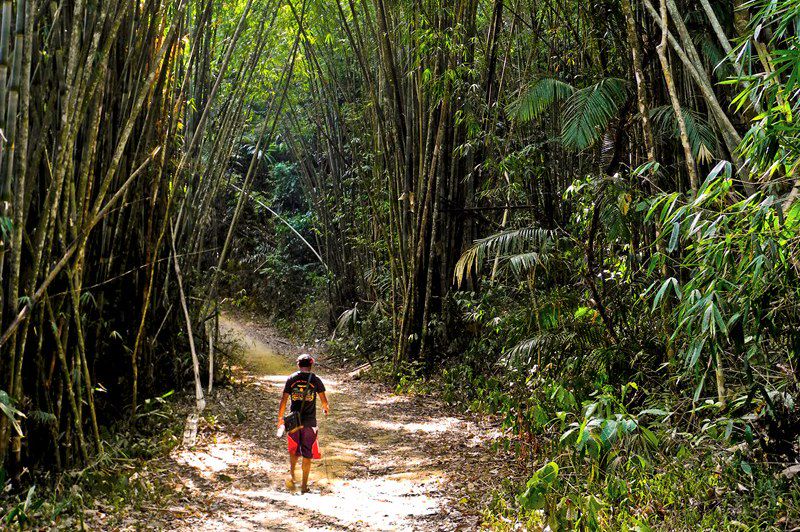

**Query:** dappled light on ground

left=148, top=314, right=500, bottom=530
left=220, top=317, right=296, bottom=376
left=367, top=417, right=465, bottom=434
left=176, top=446, right=237, bottom=476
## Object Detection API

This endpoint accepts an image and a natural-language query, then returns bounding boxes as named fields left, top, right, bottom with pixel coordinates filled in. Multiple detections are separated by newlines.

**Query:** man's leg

left=290, top=451, right=299, bottom=481
left=300, top=427, right=317, bottom=492
left=301, top=457, right=311, bottom=492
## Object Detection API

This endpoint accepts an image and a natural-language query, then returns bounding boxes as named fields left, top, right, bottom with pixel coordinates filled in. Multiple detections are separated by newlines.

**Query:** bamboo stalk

left=655, top=0, right=699, bottom=193
left=170, top=220, right=205, bottom=413
left=45, top=296, right=89, bottom=463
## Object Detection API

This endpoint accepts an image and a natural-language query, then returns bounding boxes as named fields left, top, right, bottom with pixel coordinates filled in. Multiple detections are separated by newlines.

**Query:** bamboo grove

left=287, top=0, right=798, bottom=369
left=0, top=0, right=798, bottom=522
left=0, top=0, right=299, bottom=474
left=274, top=0, right=800, bottom=523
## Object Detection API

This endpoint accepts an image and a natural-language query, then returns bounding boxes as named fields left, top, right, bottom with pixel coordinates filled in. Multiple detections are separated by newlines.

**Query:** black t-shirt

left=283, top=371, right=325, bottom=427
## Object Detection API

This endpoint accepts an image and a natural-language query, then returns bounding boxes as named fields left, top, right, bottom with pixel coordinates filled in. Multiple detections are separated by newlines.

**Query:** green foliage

left=444, top=147, right=799, bottom=529
left=327, top=299, right=393, bottom=367
left=561, top=78, right=629, bottom=150
left=221, top=149, right=327, bottom=323
left=512, top=76, right=629, bottom=150
left=731, top=0, right=800, bottom=180
left=2, top=486, right=41, bottom=529
left=650, top=105, right=717, bottom=162
left=454, top=227, right=562, bottom=286
left=460, top=363, right=800, bottom=530
left=1, top=390, right=183, bottom=528
left=219, top=0, right=800, bottom=529
left=518, top=461, right=558, bottom=510
left=647, top=169, right=800, bottom=406
left=511, top=78, right=575, bottom=122
left=0, top=390, right=25, bottom=438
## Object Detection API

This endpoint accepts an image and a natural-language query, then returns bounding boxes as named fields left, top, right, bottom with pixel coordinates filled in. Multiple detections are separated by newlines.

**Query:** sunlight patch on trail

left=220, top=316, right=296, bottom=376
left=363, top=395, right=410, bottom=406
left=174, top=437, right=282, bottom=479
left=367, top=417, right=464, bottom=434
left=176, top=447, right=232, bottom=476
left=217, top=474, right=441, bottom=531
left=166, top=315, right=462, bottom=531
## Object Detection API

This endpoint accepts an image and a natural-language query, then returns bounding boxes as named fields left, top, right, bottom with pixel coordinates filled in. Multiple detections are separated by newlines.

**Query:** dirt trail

left=156, top=314, right=503, bottom=531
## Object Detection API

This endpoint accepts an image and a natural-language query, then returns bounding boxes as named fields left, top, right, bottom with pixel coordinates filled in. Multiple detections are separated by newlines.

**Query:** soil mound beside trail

left=139, top=314, right=507, bottom=531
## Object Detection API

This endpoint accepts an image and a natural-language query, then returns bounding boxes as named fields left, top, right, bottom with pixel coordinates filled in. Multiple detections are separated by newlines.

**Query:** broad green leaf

left=638, top=408, right=669, bottom=417
left=600, top=419, right=618, bottom=445
left=640, top=426, right=660, bottom=449
left=653, top=277, right=672, bottom=310
left=687, top=338, right=706, bottom=369
left=0, top=401, right=25, bottom=437
left=518, top=462, right=559, bottom=510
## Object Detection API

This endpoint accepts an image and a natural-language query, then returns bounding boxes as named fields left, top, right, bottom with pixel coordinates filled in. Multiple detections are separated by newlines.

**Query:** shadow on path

left=158, top=314, right=500, bottom=531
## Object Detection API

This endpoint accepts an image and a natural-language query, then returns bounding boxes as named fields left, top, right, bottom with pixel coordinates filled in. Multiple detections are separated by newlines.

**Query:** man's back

left=283, top=370, right=326, bottom=427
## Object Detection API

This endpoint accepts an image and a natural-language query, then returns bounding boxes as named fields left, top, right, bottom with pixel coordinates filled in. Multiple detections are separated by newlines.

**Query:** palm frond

left=28, top=410, right=57, bottom=426
left=698, top=33, right=734, bottom=80
left=333, top=305, right=359, bottom=338
left=502, top=323, right=604, bottom=368
left=507, top=251, right=552, bottom=277
left=561, top=78, right=629, bottom=150
left=454, top=227, right=560, bottom=286
left=601, top=200, right=632, bottom=241
left=510, top=78, right=575, bottom=122
left=650, top=105, right=718, bottom=163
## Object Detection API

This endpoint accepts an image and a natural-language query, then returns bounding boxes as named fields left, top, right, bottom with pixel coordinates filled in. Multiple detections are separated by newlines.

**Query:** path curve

left=158, top=314, right=499, bottom=531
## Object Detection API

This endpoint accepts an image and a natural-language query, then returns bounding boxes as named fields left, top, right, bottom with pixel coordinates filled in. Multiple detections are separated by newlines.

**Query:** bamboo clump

left=0, top=0, right=287, bottom=473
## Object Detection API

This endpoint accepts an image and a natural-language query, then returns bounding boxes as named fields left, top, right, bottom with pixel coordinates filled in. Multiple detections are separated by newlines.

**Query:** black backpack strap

left=298, top=372, right=313, bottom=424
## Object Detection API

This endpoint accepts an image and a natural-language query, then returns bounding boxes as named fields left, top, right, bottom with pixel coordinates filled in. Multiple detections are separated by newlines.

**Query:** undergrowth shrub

left=0, top=390, right=184, bottom=529
left=344, top=171, right=800, bottom=530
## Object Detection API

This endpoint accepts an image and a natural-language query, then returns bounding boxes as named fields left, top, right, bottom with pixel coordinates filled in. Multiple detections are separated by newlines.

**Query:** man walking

left=277, top=354, right=329, bottom=493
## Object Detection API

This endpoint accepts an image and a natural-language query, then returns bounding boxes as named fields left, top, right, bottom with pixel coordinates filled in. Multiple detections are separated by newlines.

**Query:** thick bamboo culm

left=0, top=0, right=284, bottom=472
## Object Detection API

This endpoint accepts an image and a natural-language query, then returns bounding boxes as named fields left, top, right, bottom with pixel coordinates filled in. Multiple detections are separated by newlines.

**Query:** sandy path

left=156, top=314, right=500, bottom=531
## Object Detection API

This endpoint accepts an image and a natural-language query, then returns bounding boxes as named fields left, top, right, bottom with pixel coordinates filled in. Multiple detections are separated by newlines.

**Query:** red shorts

left=287, top=427, right=321, bottom=459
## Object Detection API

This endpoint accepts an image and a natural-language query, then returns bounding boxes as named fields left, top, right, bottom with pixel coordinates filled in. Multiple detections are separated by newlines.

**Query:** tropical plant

left=513, top=77, right=630, bottom=150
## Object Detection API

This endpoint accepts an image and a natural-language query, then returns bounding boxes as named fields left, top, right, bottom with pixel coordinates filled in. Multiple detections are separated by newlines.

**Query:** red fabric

left=287, top=427, right=321, bottom=459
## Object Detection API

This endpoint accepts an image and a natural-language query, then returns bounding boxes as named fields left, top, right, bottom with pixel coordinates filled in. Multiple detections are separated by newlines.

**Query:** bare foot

left=301, top=484, right=310, bottom=494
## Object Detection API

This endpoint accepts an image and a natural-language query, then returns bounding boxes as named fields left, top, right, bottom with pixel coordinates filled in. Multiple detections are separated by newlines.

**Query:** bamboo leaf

left=668, top=222, right=681, bottom=252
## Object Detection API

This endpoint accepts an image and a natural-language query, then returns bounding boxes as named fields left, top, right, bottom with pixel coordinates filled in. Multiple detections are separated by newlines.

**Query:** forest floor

left=115, top=312, right=510, bottom=531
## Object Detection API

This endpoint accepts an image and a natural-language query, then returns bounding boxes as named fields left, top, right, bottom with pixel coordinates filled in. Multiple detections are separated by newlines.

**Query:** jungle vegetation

left=0, top=0, right=798, bottom=528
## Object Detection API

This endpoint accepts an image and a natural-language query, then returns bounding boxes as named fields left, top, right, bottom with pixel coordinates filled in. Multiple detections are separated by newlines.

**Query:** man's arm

left=318, top=392, right=330, bottom=415
left=277, top=392, right=290, bottom=427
